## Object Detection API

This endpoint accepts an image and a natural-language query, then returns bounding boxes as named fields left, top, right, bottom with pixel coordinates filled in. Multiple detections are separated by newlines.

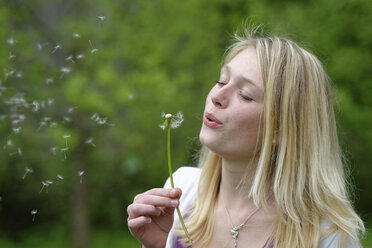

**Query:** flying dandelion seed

left=50, top=146, right=58, bottom=155
left=62, top=116, right=72, bottom=123
left=78, top=170, right=85, bottom=184
left=49, top=122, right=57, bottom=127
left=76, top=54, right=85, bottom=60
left=84, top=137, right=95, bottom=147
left=39, top=181, right=49, bottom=194
left=52, top=44, right=61, bottom=53
left=63, top=134, right=70, bottom=146
left=47, top=99, right=54, bottom=105
left=67, top=106, right=77, bottom=113
left=8, top=52, right=16, bottom=60
left=15, top=72, right=23, bottom=79
left=89, top=40, right=99, bottom=53
left=36, top=42, right=43, bottom=50
left=31, top=210, right=37, bottom=222
left=22, top=167, right=33, bottom=179
left=61, top=147, right=69, bottom=158
left=7, top=37, right=15, bottom=45
left=32, top=101, right=40, bottom=112
left=12, top=126, right=21, bottom=134
left=65, top=55, right=75, bottom=63
left=45, top=77, right=54, bottom=85
left=60, top=67, right=71, bottom=79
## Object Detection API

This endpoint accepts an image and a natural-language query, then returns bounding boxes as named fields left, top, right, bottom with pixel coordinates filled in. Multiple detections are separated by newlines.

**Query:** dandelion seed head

left=78, top=170, right=85, bottom=176
left=45, top=180, right=53, bottom=185
left=128, top=93, right=134, bottom=100
left=73, top=33, right=80, bottom=38
left=171, top=111, right=184, bottom=129
left=160, top=111, right=184, bottom=129
left=60, top=147, right=69, bottom=152
left=90, top=48, right=99, bottom=54
left=63, top=134, right=71, bottom=139
left=31, top=210, right=37, bottom=215
left=98, top=15, right=106, bottom=21
left=25, top=167, right=33, bottom=173
left=41, top=181, right=48, bottom=186
left=17, top=147, right=22, bottom=155
left=57, top=174, right=64, bottom=180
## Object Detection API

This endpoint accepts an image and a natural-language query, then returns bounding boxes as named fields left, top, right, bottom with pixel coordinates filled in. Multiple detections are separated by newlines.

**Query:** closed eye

left=239, top=91, right=253, bottom=101
left=216, top=81, right=226, bottom=86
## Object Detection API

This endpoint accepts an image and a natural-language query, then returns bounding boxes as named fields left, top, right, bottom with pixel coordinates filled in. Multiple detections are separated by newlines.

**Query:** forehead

left=223, top=47, right=263, bottom=89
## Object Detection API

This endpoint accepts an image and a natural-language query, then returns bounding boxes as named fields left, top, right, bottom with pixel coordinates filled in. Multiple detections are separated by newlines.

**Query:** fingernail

left=170, top=189, right=176, bottom=196
left=171, top=200, right=178, bottom=207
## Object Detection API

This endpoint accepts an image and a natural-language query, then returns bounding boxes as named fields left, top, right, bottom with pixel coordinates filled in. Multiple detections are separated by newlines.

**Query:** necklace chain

left=220, top=193, right=262, bottom=248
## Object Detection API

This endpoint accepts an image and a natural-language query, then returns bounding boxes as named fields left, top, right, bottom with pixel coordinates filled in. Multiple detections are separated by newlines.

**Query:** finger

left=134, top=194, right=179, bottom=208
left=127, top=203, right=162, bottom=219
left=136, top=188, right=182, bottom=200
left=128, top=216, right=152, bottom=230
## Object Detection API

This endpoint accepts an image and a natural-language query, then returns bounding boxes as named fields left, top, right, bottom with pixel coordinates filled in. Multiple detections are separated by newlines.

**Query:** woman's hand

left=127, top=187, right=182, bottom=248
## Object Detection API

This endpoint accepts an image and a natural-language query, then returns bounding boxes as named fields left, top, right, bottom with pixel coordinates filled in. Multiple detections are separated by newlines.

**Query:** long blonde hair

left=180, top=31, right=365, bottom=248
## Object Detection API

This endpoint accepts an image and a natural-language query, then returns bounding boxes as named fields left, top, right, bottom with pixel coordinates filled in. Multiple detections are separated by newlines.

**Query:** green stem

left=167, top=125, right=192, bottom=246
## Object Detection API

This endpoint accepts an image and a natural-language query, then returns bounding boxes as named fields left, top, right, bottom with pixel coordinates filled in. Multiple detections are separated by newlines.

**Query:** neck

left=219, top=157, right=257, bottom=210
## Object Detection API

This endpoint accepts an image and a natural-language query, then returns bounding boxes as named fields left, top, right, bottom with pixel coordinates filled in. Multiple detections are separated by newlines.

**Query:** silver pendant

left=231, top=227, right=239, bottom=239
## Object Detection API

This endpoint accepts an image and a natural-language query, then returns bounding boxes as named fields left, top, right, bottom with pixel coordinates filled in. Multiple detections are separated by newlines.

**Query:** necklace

left=220, top=193, right=262, bottom=248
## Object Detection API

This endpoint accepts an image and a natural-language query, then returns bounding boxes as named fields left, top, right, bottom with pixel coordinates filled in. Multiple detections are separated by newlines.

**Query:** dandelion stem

left=166, top=123, right=192, bottom=245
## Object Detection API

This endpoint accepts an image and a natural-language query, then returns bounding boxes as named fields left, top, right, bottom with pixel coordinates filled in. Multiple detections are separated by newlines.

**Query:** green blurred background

left=0, top=0, right=371, bottom=247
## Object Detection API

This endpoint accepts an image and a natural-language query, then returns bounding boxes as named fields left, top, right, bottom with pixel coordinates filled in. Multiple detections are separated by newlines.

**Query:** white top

left=163, top=167, right=359, bottom=248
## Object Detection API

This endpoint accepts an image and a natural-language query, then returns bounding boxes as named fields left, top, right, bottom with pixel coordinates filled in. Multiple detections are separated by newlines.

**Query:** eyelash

left=216, top=81, right=253, bottom=101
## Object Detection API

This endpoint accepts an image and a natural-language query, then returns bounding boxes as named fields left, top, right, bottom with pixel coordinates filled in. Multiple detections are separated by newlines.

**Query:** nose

left=211, top=86, right=229, bottom=108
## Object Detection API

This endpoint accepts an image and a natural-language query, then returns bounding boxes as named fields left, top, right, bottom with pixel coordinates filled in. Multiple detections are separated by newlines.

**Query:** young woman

left=127, top=30, right=365, bottom=248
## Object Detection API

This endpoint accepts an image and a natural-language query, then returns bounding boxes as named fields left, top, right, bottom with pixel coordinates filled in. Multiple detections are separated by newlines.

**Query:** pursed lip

left=204, top=112, right=223, bottom=127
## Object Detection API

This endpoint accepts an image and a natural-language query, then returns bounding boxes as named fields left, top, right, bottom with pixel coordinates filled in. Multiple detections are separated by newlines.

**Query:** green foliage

left=0, top=0, right=371, bottom=246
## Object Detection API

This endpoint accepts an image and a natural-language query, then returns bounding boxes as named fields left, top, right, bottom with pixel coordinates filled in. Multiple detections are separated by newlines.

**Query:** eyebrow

left=222, top=65, right=262, bottom=91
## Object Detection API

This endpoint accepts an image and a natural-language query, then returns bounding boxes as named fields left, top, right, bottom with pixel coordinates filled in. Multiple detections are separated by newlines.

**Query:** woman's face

left=199, top=47, right=264, bottom=161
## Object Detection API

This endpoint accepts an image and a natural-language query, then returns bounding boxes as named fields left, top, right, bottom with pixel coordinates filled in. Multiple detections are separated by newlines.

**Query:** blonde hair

left=178, top=31, right=365, bottom=248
